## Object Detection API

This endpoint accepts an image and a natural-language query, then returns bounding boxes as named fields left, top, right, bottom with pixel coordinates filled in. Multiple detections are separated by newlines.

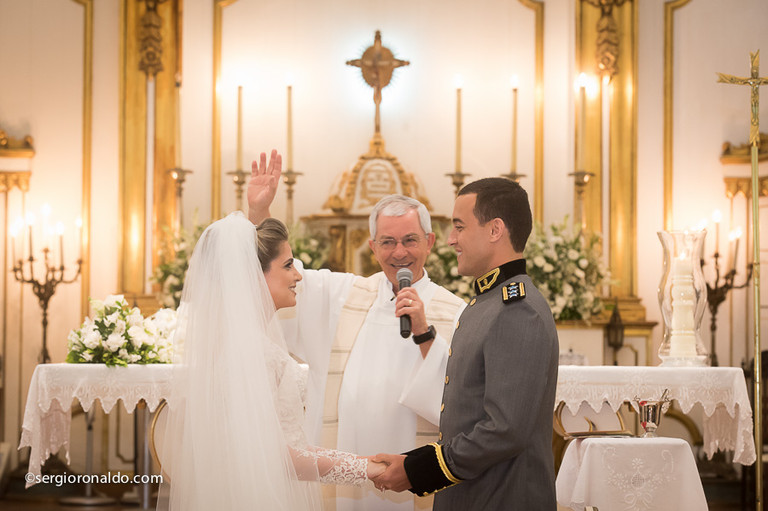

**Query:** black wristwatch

left=413, top=325, right=436, bottom=345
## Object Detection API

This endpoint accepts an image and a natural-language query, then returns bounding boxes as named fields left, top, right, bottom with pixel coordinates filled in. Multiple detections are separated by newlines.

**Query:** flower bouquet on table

left=66, top=294, right=176, bottom=367
left=524, top=218, right=609, bottom=322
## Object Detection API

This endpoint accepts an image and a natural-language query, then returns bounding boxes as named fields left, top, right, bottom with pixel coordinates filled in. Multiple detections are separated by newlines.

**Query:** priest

left=248, top=150, right=467, bottom=511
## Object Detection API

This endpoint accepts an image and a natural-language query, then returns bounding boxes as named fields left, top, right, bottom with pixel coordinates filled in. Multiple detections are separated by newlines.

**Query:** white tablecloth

left=556, top=365, right=756, bottom=465
left=556, top=437, right=708, bottom=511
left=19, top=363, right=173, bottom=485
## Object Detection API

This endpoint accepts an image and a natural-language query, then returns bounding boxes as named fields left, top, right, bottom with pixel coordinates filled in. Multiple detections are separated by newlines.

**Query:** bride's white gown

left=157, top=213, right=367, bottom=511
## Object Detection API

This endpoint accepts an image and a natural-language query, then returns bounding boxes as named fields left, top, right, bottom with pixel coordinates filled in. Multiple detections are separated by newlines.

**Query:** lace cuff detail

left=315, top=448, right=368, bottom=486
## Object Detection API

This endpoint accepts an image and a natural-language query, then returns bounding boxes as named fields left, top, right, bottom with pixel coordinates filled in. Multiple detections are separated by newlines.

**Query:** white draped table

left=19, top=363, right=172, bottom=504
left=556, top=437, right=708, bottom=511
left=556, top=365, right=756, bottom=465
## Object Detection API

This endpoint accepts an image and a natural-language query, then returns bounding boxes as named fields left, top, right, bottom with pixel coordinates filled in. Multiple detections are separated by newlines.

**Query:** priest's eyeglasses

left=373, top=235, right=424, bottom=251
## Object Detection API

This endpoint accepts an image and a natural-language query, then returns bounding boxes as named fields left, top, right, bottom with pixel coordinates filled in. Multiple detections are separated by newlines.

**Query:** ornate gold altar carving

left=724, top=176, right=768, bottom=199
left=0, top=172, right=31, bottom=194
left=139, top=0, right=165, bottom=77
left=0, top=130, right=34, bottom=159
left=721, top=133, right=768, bottom=165
left=583, top=0, right=630, bottom=79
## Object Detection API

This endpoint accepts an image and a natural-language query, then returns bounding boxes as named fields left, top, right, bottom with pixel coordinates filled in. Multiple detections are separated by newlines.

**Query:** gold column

left=120, top=0, right=180, bottom=301
left=120, top=0, right=148, bottom=296
left=212, top=0, right=239, bottom=221
left=578, top=0, right=639, bottom=305
left=663, top=0, right=692, bottom=231
left=73, top=0, right=93, bottom=319
left=519, top=0, right=545, bottom=224
left=153, top=0, right=181, bottom=271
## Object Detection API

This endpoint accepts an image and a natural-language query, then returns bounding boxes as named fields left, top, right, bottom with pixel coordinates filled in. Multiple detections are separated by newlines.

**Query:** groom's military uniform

left=403, top=259, right=559, bottom=510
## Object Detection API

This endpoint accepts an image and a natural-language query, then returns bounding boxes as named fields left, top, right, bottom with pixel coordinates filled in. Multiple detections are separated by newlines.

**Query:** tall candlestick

left=576, top=73, right=587, bottom=171
left=56, top=222, right=65, bottom=268
left=175, top=85, right=182, bottom=167
left=10, top=225, right=17, bottom=266
left=237, top=85, right=243, bottom=170
left=511, top=75, right=519, bottom=173
left=455, top=84, right=462, bottom=172
left=75, top=217, right=82, bottom=260
left=712, top=210, right=722, bottom=254
left=287, top=84, right=293, bottom=170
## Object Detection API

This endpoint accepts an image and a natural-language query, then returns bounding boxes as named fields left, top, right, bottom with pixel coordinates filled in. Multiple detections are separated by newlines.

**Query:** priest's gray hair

left=369, top=195, right=432, bottom=239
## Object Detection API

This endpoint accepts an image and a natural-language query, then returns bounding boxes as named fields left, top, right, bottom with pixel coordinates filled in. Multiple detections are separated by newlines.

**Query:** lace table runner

left=19, top=363, right=173, bottom=485
left=557, top=366, right=756, bottom=465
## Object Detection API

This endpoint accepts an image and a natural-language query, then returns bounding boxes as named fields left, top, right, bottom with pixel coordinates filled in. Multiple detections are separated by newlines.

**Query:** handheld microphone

left=396, top=268, right=413, bottom=338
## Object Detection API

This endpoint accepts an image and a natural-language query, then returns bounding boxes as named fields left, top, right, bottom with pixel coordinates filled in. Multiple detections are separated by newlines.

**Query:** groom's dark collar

left=473, top=259, right=527, bottom=295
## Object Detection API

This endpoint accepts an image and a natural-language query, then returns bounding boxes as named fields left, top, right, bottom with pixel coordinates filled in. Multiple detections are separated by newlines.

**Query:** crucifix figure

left=717, top=51, right=767, bottom=511
left=346, top=31, right=410, bottom=137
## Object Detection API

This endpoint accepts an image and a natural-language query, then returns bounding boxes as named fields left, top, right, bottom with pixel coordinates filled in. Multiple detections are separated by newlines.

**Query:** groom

left=372, top=177, right=559, bottom=510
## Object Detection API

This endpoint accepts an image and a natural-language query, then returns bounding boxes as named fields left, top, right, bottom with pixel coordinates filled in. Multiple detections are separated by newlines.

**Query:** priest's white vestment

left=280, top=262, right=466, bottom=511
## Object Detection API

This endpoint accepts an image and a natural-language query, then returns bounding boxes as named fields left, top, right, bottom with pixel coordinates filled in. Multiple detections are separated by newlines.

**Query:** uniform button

left=448, top=348, right=452, bottom=357
left=469, top=298, right=476, bottom=306
left=456, top=320, right=460, bottom=329
left=445, top=375, right=450, bottom=384
left=438, top=432, right=443, bottom=440
left=422, top=492, right=429, bottom=497
left=441, top=403, right=445, bottom=412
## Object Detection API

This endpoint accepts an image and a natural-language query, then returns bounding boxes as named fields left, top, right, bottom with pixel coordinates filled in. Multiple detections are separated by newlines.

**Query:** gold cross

left=346, top=31, right=410, bottom=135
left=717, top=51, right=768, bottom=147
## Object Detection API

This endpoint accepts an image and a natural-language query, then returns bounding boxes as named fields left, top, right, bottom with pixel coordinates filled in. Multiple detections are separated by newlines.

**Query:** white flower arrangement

left=424, top=225, right=473, bottom=302
left=66, top=294, right=176, bottom=367
left=152, top=220, right=208, bottom=310
left=524, top=218, right=609, bottom=321
left=289, top=223, right=331, bottom=270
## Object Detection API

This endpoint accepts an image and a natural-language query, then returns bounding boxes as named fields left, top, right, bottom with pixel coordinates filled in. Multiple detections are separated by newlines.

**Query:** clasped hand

left=367, top=454, right=411, bottom=492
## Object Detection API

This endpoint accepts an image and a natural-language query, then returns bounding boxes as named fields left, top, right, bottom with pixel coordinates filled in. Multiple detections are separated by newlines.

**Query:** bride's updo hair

left=256, top=218, right=289, bottom=271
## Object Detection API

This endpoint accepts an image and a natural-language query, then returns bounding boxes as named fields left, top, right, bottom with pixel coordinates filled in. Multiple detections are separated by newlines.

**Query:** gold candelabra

left=569, top=169, right=595, bottom=231
left=282, top=168, right=303, bottom=226
left=445, top=170, right=471, bottom=196
left=13, top=244, right=81, bottom=364
left=226, top=168, right=249, bottom=212
left=168, top=167, right=193, bottom=227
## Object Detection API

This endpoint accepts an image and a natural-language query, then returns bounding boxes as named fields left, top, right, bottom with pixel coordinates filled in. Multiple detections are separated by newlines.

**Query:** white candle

left=56, top=222, right=65, bottom=267
left=237, top=85, right=243, bottom=170
left=712, top=210, right=722, bottom=255
left=10, top=224, right=17, bottom=265
left=287, top=84, right=293, bottom=170
left=26, top=212, right=35, bottom=257
left=576, top=73, right=588, bottom=171
left=669, top=252, right=697, bottom=357
left=456, top=86, right=462, bottom=172
left=454, top=74, right=463, bottom=173
left=75, top=217, right=82, bottom=260
left=510, top=75, right=519, bottom=173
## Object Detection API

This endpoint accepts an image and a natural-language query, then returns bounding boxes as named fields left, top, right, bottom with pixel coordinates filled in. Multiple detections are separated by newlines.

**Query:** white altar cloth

left=19, top=363, right=173, bottom=485
left=556, top=365, right=756, bottom=465
left=556, top=437, right=708, bottom=511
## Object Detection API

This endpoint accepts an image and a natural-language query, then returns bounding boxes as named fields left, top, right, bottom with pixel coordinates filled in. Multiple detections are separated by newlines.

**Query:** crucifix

left=346, top=31, right=410, bottom=138
left=717, top=51, right=768, bottom=511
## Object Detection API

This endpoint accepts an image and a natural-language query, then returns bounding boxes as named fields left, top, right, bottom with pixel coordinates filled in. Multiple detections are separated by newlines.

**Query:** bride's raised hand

left=247, top=149, right=282, bottom=224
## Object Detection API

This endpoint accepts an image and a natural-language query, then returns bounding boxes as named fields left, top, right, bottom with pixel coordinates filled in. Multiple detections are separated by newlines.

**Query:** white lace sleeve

left=290, top=446, right=368, bottom=486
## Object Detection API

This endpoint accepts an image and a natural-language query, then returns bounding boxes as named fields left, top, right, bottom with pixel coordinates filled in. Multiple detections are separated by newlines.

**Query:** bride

left=157, top=197, right=385, bottom=509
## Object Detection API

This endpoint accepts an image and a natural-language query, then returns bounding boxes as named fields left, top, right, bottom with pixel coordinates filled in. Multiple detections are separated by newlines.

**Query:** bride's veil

left=157, top=212, right=320, bottom=510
